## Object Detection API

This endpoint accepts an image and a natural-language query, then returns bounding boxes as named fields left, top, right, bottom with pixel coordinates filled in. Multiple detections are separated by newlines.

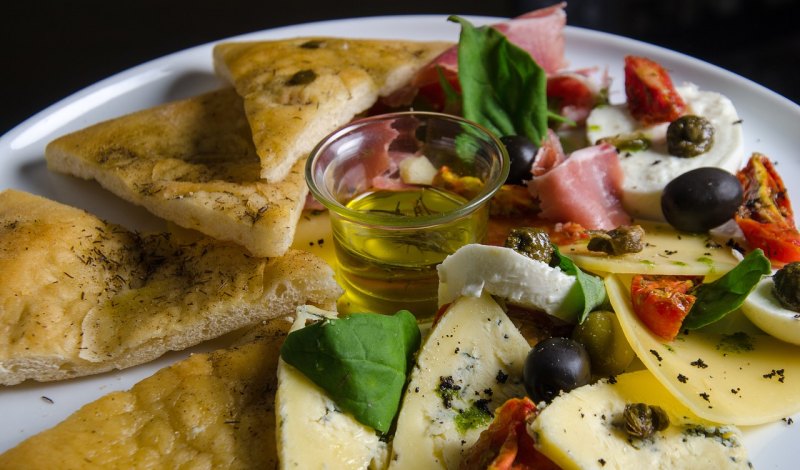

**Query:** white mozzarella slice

left=388, top=294, right=530, bottom=469
left=741, top=278, right=800, bottom=346
left=276, top=305, right=387, bottom=470
left=586, top=84, right=744, bottom=221
left=437, top=244, right=581, bottom=322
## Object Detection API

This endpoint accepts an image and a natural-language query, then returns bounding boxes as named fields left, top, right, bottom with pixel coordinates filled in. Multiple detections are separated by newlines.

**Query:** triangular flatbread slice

left=0, top=317, right=291, bottom=468
left=0, top=190, right=341, bottom=385
left=213, top=37, right=451, bottom=182
left=45, top=88, right=306, bottom=258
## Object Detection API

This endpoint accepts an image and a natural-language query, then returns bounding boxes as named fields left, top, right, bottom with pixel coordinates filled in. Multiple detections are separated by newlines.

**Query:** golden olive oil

left=331, top=187, right=488, bottom=318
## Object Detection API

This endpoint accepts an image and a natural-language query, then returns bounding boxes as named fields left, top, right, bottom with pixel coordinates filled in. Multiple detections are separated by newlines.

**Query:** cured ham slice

left=412, top=3, right=567, bottom=89
left=531, top=129, right=567, bottom=177
left=529, top=143, right=630, bottom=230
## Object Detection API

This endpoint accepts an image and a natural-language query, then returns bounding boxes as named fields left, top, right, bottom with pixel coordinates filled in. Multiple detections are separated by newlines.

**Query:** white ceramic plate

left=1, top=15, right=798, bottom=467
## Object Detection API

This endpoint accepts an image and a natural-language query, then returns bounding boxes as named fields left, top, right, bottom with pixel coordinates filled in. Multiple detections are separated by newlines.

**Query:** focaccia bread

left=0, top=316, right=292, bottom=469
left=0, top=190, right=341, bottom=386
left=45, top=88, right=307, bottom=258
left=213, top=37, right=451, bottom=182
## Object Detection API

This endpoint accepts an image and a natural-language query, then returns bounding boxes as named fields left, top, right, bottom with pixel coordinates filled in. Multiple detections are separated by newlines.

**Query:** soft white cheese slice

left=586, top=83, right=744, bottom=221
left=388, top=293, right=530, bottom=469
left=276, top=305, right=388, bottom=470
left=529, top=370, right=751, bottom=470
left=741, top=277, right=800, bottom=346
left=437, top=244, right=582, bottom=322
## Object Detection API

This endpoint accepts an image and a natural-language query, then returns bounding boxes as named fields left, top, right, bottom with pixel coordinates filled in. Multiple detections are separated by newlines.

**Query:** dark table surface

left=4, top=0, right=799, bottom=135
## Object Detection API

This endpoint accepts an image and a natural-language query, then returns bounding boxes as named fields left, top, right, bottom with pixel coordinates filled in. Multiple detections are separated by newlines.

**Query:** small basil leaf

left=280, top=310, right=421, bottom=434
left=683, top=249, right=771, bottom=330
left=554, top=245, right=608, bottom=323
left=448, top=16, right=549, bottom=145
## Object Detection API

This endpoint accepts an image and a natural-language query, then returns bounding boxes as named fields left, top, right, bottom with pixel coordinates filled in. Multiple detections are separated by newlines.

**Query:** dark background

left=3, top=0, right=799, bottom=135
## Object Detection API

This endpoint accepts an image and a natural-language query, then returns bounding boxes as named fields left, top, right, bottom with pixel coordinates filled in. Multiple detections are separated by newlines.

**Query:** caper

left=666, top=115, right=714, bottom=157
left=623, top=403, right=670, bottom=439
left=504, top=227, right=554, bottom=264
left=587, top=225, right=645, bottom=256
left=773, top=262, right=800, bottom=312
left=571, top=310, right=635, bottom=376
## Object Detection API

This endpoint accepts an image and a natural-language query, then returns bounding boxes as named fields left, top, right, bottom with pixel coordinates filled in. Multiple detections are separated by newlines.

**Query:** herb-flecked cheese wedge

left=0, top=317, right=292, bottom=469
left=276, top=306, right=388, bottom=470
left=389, top=293, right=530, bottom=469
left=45, top=88, right=307, bottom=257
left=213, top=37, right=451, bottom=182
left=0, top=190, right=341, bottom=385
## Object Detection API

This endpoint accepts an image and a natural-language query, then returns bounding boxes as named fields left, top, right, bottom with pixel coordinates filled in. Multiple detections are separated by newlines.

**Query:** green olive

left=571, top=310, right=635, bottom=376
left=666, top=115, right=714, bottom=157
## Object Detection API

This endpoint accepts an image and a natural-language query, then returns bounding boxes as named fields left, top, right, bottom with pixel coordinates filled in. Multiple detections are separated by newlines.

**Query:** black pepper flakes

left=650, top=349, right=663, bottom=362
left=699, top=392, right=711, bottom=402
left=690, top=358, right=708, bottom=369
left=677, top=374, right=688, bottom=383
left=496, top=370, right=509, bottom=384
left=598, top=458, right=607, bottom=466
left=763, top=369, right=786, bottom=383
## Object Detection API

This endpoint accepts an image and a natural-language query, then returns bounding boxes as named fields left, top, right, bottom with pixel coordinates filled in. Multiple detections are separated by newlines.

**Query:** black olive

left=500, top=135, right=538, bottom=185
left=523, top=337, right=591, bottom=403
left=661, top=167, right=743, bottom=232
left=666, top=115, right=715, bottom=157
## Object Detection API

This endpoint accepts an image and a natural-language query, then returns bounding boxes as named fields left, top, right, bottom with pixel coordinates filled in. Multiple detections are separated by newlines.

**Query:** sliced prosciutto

left=529, top=143, right=630, bottom=230
left=412, top=3, right=567, bottom=90
left=531, top=129, right=567, bottom=177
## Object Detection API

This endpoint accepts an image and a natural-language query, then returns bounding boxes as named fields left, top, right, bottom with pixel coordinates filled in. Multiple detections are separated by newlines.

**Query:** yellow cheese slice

left=560, top=221, right=739, bottom=277
left=606, top=274, right=800, bottom=425
left=530, top=370, right=750, bottom=470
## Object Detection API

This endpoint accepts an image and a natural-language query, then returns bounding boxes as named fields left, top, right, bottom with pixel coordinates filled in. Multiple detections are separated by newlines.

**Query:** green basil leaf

left=553, top=245, right=608, bottom=323
left=683, top=249, right=772, bottom=330
left=449, top=15, right=549, bottom=145
left=279, top=310, right=421, bottom=434
left=435, top=65, right=461, bottom=115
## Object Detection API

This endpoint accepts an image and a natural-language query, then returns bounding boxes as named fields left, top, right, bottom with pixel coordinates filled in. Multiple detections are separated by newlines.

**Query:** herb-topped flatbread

left=45, top=88, right=306, bottom=258
left=213, top=37, right=451, bottom=182
left=0, top=317, right=292, bottom=469
left=0, top=190, right=341, bottom=385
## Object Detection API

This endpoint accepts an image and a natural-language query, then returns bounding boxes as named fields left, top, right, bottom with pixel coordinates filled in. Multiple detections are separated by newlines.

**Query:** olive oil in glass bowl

left=306, top=112, right=508, bottom=318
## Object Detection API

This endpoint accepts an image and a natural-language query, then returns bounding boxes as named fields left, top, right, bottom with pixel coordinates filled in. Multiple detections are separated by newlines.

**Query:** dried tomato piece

left=735, top=153, right=800, bottom=266
left=460, top=397, right=559, bottom=470
left=624, top=56, right=686, bottom=126
left=630, top=274, right=702, bottom=341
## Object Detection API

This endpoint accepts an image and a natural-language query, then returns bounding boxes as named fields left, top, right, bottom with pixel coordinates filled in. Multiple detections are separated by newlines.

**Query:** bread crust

left=0, top=316, right=292, bottom=468
left=45, top=88, right=307, bottom=258
left=213, top=37, right=451, bottom=182
left=0, top=190, right=341, bottom=386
